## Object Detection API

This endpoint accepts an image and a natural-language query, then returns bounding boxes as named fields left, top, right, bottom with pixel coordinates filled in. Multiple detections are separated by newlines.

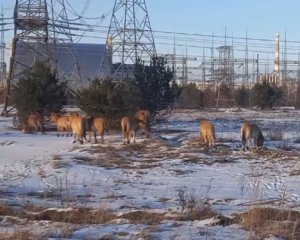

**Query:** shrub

left=76, top=56, right=179, bottom=121
left=176, top=83, right=204, bottom=108
left=235, top=85, right=250, bottom=108
left=75, top=77, right=139, bottom=120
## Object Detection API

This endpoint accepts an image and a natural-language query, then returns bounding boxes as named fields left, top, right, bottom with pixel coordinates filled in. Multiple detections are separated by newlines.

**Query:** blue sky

left=1, top=0, right=300, bottom=41
left=1, top=0, right=300, bottom=65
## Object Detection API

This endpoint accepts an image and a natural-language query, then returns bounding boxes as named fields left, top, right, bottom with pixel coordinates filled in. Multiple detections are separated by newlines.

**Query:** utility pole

left=0, top=5, right=6, bottom=88
left=256, top=54, right=259, bottom=83
left=244, top=29, right=249, bottom=88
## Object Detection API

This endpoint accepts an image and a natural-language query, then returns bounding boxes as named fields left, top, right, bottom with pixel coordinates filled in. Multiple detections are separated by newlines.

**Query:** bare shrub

left=293, top=134, right=300, bottom=143
left=266, top=126, right=284, bottom=141
left=176, top=185, right=216, bottom=221
left=277, top=141, right=292, bottom=151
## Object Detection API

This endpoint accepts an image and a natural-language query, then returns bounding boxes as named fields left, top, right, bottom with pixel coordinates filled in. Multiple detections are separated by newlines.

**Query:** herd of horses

left=21, top=110, right=151, bottom=144
left=21, top=110, right=264, bottom=150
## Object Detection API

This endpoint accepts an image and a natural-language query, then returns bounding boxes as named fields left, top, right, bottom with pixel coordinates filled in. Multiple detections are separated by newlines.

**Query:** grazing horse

left=199, top=119, right=215, bottom=147
left=121, top=116, right=139, bottom=144
left=241, top=122, right=264, bottom=150
left=134, top=109, right=150, bottom=138
left=86, top=116, right=109, bottom=143
left=69, top=114, right=87, bottom=144
left=50, top=112, right=71, bottom=137
left=22, top=112, right=44, bottom=134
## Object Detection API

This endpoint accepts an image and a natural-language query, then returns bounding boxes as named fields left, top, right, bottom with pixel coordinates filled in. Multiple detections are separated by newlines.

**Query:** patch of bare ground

left=237, top=207, right=300, bottom=240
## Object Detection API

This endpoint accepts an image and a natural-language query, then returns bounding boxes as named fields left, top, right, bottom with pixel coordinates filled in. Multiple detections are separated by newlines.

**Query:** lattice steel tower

left=2, top=0, right=81, bottom=115
left=216, top=45, right=234, bottom=87
left=103, top=0, right=156, bottom=78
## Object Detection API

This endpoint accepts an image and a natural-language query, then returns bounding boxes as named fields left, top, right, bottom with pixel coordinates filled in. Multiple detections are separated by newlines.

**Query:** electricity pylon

left=101, top=0, right=156, bottom=79
left=2, top=0, right=81, bottom=115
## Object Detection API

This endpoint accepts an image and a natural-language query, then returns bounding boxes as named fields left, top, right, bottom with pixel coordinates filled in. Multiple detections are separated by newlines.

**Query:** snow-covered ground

left=1, top=107, right=300, bottom=239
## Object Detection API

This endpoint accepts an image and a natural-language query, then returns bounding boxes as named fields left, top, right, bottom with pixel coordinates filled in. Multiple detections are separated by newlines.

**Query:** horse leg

left=132, top=131, right=136, bottom=143
left=126, top=131, right=130, bottom=144
left=72, top=132, right=77, bottom=143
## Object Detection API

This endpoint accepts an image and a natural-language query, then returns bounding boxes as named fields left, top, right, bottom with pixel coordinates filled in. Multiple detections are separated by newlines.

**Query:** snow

left=0, top=107, right=300, bottom=239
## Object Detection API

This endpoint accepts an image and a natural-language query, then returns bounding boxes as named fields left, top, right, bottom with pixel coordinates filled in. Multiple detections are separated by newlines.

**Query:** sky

left=1, top=0, right=300, bottom=42
left=1, top=0, right=300, bottom=75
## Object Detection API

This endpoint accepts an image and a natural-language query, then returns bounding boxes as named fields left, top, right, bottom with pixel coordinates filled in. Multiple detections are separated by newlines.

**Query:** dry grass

left=0, top=204, right=18, bottom=216
left=28, top=207, right=116, bottom=224
left=120, top=210, right=165, bottom=225
left=237, top=207, right=300, bottom=240
left=0, top=231, right=38, bottom=240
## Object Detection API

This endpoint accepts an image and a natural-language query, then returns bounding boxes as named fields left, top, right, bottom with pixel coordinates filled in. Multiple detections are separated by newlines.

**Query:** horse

left=121, top=116, right=139, bottom=144
left=134, top=109, right=150, bottom=138
left=199, top=119, right=215, bottom=147
left=86, top=116, right=109, bottom=143
left=22, top=112, right=44, bottom=134
left=69, top=114, right=87, bottom=144
left=50, top=112, right=71, bottom=137
left=241, top=122, right=264, bottom=150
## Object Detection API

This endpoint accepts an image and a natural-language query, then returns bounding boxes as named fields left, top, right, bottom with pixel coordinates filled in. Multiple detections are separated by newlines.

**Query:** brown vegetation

left=237, top=207, right=300, bottom=240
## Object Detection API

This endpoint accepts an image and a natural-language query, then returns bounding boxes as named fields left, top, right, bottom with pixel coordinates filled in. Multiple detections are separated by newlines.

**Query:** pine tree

left=12, top=61, right=67, bottom=120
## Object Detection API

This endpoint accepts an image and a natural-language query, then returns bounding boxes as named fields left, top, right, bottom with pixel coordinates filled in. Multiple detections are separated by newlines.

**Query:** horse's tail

left=121, top=118, right=127, bottom=133
left=241, top=125, right=247, bottom=147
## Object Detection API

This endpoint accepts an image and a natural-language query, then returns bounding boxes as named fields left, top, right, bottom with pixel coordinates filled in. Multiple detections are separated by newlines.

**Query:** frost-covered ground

left=1, top=107, right=300, bottom=239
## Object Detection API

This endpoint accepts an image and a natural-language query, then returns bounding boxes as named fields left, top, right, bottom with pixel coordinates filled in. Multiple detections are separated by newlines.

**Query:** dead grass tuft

left=237, top=207, right=300, bottom=240
left=28, top=207, right=116, bottom=224
left=0, top=231, right=38, bottom=240
left=120, top=210, right=165, bottom=225
left=0, top=204, right=17, bottom=216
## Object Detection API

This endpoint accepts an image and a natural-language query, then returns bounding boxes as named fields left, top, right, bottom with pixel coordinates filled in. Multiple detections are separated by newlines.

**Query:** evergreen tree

left=12, top=61, right=67, bottom=120
left=132, top=56, right=178, bottom=117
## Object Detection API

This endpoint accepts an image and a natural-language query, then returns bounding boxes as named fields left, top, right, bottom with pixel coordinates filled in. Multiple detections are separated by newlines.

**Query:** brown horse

left=241, top=122, right=264, bottom=150
left=121, top=116, right=139, bottom=144
left=199, top=119, right=215, bottom=147
left=69, top=114, right=87, bottom=144
left=50, top=112, right=71, bottom=137
left=86, top=116, right=109, bottom=143
left=134, top=109, right=150, bottom=138
left=22, top=112, right=44, bottom=134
